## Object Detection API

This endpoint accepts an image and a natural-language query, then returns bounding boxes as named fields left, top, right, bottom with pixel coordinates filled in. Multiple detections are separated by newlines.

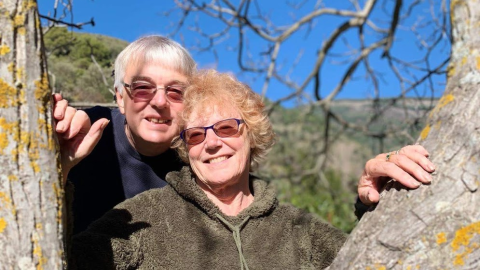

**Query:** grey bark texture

left=327, top=1, right=480, bottom=269
left=0, top=0, right=64, bottom=269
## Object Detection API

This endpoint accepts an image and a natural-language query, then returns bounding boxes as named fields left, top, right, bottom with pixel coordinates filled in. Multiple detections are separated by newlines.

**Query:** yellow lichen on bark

left=13, top=14, right=25, bottom=27
left=18, top=27, right=26, bottom=36
left=16, top=67, right=25, bottom=82
left=28, top=133, right=40, bottom=173
left=0, top=78, right=18, bottom=108
left=476, top=57, right=480, bottom=70
left=447, top=65, right=455, bottom=78
left=0, top=118, right=17, bottom=154
left=22, top=0, right=37, bottom=10
left=420, top=124, right=430, bottom=140
left=451, top=221, right=480, bottom=266
left=437, top=232, right=447, bottom=245
left=437, top=94, right=455, bottom=109
left=7, top=63, right=15, bottom=73
left=52, top=183, right=63, bottom=224
left=0, top=44, right=11, bottom=56
left=0, top=218, right=7, bottom=233
left=0, top=192, right=12, bottom=206
left=365, top=265, right=386, bottom=270
left=34, top=73, right=50, bottom=102
left=429, top=93, right=455, bottom=119
left=0, top=191, right=14, bottom=215
left=32, top=231, right=47, bottom=270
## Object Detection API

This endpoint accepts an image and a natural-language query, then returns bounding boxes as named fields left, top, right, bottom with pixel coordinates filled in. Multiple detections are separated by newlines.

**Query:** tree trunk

left=0, top=0, right=64, bottom=269
left=327, top=1, right=480, bottom=269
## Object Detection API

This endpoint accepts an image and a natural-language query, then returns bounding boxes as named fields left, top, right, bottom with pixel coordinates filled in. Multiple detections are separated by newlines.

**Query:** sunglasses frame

left=123, top=81, right=185, bottom=103
left=180, top=118, right=245, bottom=145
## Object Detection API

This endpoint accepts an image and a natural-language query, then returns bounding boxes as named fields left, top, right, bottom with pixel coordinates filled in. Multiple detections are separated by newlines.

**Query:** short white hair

left=114, top=35, right=196, bottom=95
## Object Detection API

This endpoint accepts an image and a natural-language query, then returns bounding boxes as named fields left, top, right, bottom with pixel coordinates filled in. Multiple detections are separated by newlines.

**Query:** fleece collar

left=165, top=166, right=278, bottom=222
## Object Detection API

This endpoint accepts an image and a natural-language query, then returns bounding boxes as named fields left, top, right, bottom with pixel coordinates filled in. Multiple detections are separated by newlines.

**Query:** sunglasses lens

left=184, top=128, right=206, bottom=145
left=214, top=119, right=239, bottom=137
left=166, top=85, right=184, bottom=102
left=131, top=82, right=155, bottom=100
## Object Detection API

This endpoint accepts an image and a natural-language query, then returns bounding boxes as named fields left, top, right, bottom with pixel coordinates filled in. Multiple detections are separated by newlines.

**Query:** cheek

left=187, top=145, right=202, bottom=162
left=171, top=103, right=184, bottom=115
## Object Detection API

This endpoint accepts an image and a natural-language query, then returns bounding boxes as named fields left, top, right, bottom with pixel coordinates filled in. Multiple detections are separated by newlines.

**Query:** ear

left=115, top=88, right=125, bottom=114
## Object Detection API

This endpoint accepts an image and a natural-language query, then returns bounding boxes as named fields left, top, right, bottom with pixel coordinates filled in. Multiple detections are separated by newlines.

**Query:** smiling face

left=187, top=105, right=252, bottom=192
left=116, top=62, right=187, bottom=156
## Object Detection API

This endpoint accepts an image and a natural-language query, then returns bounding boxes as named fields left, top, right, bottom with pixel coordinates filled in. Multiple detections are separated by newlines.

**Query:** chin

left=141, top=132, right=175, bottom=145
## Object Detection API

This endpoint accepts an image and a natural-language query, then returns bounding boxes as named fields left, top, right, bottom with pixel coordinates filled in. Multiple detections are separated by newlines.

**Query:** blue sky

left=38, top=0, right=450, bottom=106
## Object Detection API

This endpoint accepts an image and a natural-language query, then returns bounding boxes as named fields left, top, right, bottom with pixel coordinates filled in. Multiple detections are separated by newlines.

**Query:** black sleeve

left=354, top=196, right=374, bottom=220
left=83, top=106, right=114, bottom=123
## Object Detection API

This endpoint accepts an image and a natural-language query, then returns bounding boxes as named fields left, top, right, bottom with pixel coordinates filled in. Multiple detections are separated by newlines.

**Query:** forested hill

left=44, top=27, right=431, bottom=233
left=44, top=26, right=128, bottom=103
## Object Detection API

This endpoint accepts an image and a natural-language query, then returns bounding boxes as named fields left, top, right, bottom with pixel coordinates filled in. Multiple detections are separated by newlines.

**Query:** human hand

left=357, top=144, right=435, bottom=205
left=53, top=94, right=109, bottom=183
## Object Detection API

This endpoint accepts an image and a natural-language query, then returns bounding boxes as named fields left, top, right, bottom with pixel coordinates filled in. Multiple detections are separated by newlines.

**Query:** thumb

left=358, top=187, right=380, bottom=205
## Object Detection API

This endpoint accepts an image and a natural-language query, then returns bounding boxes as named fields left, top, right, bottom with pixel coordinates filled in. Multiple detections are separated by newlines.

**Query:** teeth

left=147, top=118, right=168, bottom=124
left=208, top=156, right=228, bottom=164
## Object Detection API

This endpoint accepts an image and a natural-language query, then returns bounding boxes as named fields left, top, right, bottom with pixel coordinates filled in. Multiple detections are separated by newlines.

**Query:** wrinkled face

left=187, top=105, right=251, bottom=191
left=116, top=62, right=187, bottom=156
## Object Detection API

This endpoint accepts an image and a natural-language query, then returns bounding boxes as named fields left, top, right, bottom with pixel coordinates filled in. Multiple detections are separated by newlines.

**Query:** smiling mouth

left=147, top=118, right=170, bottom=124
left=207, top=156, right=230, bottom=164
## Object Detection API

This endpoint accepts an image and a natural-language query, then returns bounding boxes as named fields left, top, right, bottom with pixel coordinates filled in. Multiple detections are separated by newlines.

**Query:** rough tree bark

left=0, top=0, right=64, bottom=269
left=328, top=1, right=480, bottom=269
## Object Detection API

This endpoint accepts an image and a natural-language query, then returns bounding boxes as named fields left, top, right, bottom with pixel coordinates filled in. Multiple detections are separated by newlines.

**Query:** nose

left=204, top=128, right=221, bottom=149
left=149, top=88, right=168, bottom=108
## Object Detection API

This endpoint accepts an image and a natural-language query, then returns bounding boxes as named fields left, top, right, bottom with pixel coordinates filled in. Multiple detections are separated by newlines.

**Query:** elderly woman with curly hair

left=69, top=69, right=347, bottom=269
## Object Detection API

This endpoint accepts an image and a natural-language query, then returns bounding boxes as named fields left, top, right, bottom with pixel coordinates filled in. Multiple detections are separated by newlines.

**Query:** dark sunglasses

left=180, top=118, right=245, bottom=145
left=123, top=81, right=185, bottom=103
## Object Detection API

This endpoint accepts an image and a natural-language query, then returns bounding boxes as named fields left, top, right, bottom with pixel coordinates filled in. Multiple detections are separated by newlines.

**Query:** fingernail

left=423, top=172, right=432, bottom=183
left=56, top=123, right=64, bottom=131
left=411, top=180, right=421, bottom=188
left=363, top=190, right=371, bottom=203
left=428, top=163, right=436, bottom=171
left=101, top=120, right=110, bottom=129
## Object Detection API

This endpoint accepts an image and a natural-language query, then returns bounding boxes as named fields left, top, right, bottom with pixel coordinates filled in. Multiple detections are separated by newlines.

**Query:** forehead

left=124, top=61, right=187, bottom=82
left=187, top=103, right=240, bottom=127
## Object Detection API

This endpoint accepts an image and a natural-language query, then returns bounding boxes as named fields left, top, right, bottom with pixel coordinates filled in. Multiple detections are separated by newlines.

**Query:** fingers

left=398, top=145, right=435, bottom=172
left=59, top=110, right=91, bottom=139
left=56, top=106, right=77, bottom=133
left=61, top=118, right=109, bottom=185
left=387, top=153, right=433, bottom=185
left=358, top=158, right=419, bottom=205
left=357, top=144, right=436, bottom=205
left=53, top=93, right=68, bottom=121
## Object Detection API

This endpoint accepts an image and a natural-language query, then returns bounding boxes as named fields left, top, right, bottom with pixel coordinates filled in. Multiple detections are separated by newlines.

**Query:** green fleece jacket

left=70, top=166, right=347, bottom=269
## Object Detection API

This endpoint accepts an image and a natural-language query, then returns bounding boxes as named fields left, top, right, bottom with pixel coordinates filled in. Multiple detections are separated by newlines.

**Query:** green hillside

left=44, top=27, right=128, bottom=103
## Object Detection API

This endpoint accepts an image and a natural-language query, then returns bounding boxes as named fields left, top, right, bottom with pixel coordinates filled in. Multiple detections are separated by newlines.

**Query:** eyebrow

left=130, top=76, right=186, bottom=85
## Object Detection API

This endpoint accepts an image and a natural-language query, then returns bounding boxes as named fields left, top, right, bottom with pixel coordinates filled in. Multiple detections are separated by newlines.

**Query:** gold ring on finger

left=386, top=152, right=393, bottom=161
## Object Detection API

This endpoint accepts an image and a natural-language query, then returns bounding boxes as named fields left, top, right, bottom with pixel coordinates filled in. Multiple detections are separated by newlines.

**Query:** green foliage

left=43, top=27, right=128, bottom=103
left=273, top=169, right=358, bottom=233
left=259, top=105, right=363, bottom=233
